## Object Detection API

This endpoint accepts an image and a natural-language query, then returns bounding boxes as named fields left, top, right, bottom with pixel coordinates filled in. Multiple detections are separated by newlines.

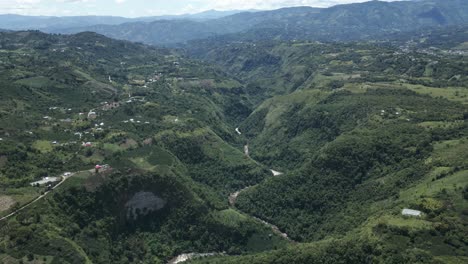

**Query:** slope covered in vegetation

left=0, top=31, right=287, bottom=263
left=187, top=33, right=468, bottom=263
left=0, top=24, right=467, bottom=264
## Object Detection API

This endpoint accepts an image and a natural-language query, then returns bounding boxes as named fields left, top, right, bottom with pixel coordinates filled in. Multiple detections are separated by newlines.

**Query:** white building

left=402, top=208, right=422, bottom=217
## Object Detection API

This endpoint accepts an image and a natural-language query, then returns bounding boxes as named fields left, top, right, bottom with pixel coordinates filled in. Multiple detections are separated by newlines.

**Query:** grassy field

left=418, top=121, right=465, bottom=129
left=102, top=143, right=125, bottom=153
left=399, top=169, right=468, bottom=202
left=0, top=187, right=42, bottom=217
left=375, top=214, right=434, bottom=230
left=342, top=82, right=468, bottom=105
left=130, top=157, right=156, bottom=171
left=59, top=171, right=94, bottom=190
left=123, top=145, right=176, bottom=171
left=431, top=138, right=468, bottom=167
left=404, top=83, right=468, bottom=104
left=14, top=76, right=51, bottom=89
left=32, top=140, right=53, bottom=153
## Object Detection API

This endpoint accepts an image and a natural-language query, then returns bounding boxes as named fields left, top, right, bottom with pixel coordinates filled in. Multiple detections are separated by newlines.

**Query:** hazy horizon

left=1, top=0, right=404, bottom=18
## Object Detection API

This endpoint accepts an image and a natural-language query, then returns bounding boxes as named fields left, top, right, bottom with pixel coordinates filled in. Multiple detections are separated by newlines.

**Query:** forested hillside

left=0, top=31, right=288, bottom=263
left=187, top=30, right=468, bottom=263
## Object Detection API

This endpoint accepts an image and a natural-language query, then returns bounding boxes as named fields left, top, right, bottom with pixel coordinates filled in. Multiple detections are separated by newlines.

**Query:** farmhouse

left=30, top=177, right=59, bottom=186
left=88, top=111, right=97, bottom=120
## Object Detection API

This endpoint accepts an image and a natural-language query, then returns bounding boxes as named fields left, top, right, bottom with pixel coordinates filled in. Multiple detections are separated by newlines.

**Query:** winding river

left=168, top=141, right=293, bottom=263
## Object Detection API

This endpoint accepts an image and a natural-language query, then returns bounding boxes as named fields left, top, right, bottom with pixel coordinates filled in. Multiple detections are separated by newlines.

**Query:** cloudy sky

left=1, top=0, right=403, bottom=17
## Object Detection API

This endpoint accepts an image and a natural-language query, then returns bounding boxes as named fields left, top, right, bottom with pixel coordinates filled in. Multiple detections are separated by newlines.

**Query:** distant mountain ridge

left=39, top=0, right=468, bottom=46
left=210, top=0, right=468, bottom=43
left=47, top=6, right=322, bottom=45
left=0, top=10, right=259, bottom=31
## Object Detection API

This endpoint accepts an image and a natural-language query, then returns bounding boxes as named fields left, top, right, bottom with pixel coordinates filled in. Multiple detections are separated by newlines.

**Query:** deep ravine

left=167, top=141, right=293, bottom=264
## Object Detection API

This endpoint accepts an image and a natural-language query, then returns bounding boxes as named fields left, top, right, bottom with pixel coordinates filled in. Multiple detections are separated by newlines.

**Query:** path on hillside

left=0, top=169, right=96, bottom=222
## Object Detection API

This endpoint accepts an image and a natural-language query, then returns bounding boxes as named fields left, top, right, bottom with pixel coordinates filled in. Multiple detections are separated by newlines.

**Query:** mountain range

left=0, top=0, right=467, bottom=263
left=36, top=0, right=468, bottom=45
left=1, top=1, right=467, bottom=46
left=0, top=9, right=259, bottom=31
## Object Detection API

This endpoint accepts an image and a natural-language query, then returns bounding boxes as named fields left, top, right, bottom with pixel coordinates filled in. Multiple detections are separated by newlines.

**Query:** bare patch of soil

left=0, top=195, right=15, bottom=212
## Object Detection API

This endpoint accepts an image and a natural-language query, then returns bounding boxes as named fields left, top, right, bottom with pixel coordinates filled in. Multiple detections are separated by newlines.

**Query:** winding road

left=0, top=177, right=69, bottom=222
left=0, top=168, right=98, bottom=222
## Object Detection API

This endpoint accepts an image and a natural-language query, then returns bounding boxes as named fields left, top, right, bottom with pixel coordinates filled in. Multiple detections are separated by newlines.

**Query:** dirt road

left=0, top=170, right=88, bottom=222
